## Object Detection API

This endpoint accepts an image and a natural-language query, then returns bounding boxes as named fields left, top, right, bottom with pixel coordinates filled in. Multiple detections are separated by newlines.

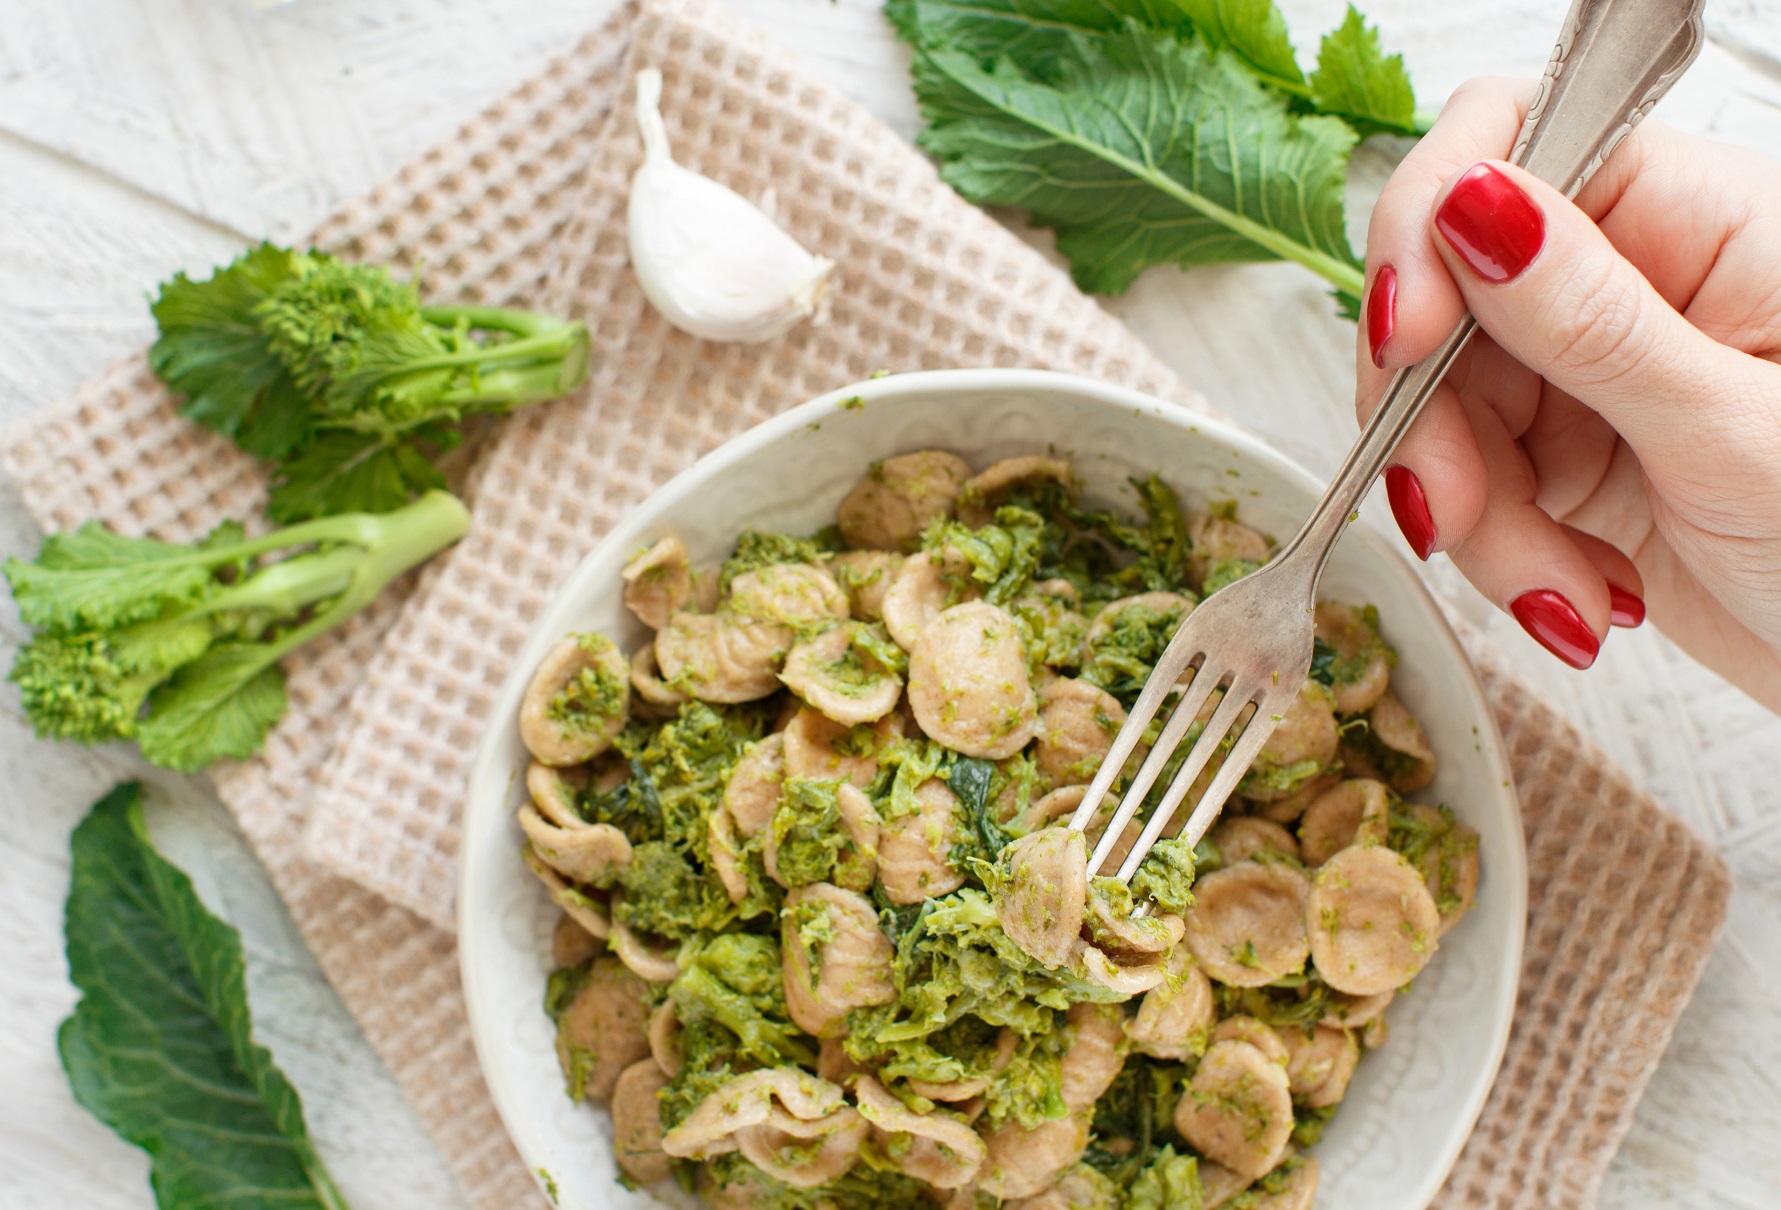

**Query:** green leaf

left=911, top=24, right=1363, bottom=298
left=149, top=243, right=316, bottom=461
left=59, top=783, right=349, bottom=1210
left=1309, top=5, right=1418, bottom=136
left=885, top=0, right=1194, bottom=75
left=266, top=429, right=448, bottom=523
left=1174, top=0, right=1305, bottom=91
left=4, top=526, right=221, bottom=632
left=138, top=644, right=288, bottom=771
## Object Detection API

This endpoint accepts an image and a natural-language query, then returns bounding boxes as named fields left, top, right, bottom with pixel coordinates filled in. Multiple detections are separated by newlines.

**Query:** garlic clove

left=627, top=69, right=835, bottom=344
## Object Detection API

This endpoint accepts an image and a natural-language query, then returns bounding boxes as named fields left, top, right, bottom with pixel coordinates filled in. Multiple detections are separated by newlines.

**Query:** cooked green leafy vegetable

left=150, top=244, right=590, bottom=521
left=888, top=0, right=1424, bottom=311
left=7, top=490, right=470, bottom=771
left=60, top=783, right=351, bottom=1210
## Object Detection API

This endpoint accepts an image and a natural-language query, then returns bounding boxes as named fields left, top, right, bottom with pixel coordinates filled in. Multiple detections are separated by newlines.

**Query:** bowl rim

left=459, top=366, right=1528, bottom=1210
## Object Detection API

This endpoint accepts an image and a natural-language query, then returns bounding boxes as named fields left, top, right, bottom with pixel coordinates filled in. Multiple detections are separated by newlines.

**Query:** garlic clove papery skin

left=627, top=69, right=835, bottom=344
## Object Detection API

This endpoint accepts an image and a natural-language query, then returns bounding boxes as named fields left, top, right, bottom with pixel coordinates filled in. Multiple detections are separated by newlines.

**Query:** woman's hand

left=1359, top=77, right=1781, bottom=711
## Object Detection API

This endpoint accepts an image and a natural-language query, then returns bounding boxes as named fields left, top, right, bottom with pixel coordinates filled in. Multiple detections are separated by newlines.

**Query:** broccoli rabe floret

left=770, top=779, right=856, bottom=889
left=921, top=506, right=1046, bottom=605
left=1124, top=1146, right=1204, bottom=1210
left=5, top=491, right=469, bottom=770
left=1129, top=836, right=1198, bottom=915
left=613, top=843, right=737, bottom=940
left=718, top=528, right=840, bottom=592
left=663, top=935, right=813, bottom=1121
left=150, top=244, right=590, bottom=520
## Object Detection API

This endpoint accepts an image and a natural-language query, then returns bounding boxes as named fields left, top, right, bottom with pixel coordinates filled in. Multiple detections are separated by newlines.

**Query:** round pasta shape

left=520, top=633, right=630, bottom=765
left=609, top=911, right=682, bottom=984
left=1307, top=845, right=1442, bottom=996
left=1209, top=815, right=1302, bottom=865
left=724, top=732, right=786, bottom=837
left=655, top=610, right=787, bottom=703
left=1034, top=678, right=1126, bottom=786
left=829, top=549, right=905, bottom=622
left=779, top=622, right=903, bottom=725
left=553, top=956, right=651, bottom=1104
left=957, top=454, right=1075, bottom=527
left=881, top=551, right=961, bottom=651
left=1322, top=989, right=1393, bottom=1029
left=726, top=563, right=849, bottom=628
left=1182, top=861, right=1313, bottom=987
left=1173, top=1039, right=1294, bottom=1182
left=526, top=760, right=589, bottom=829
left=1211, top=1016, right=1290, bottom=1066
left=977, top=1114, right=1091, bottom=1199
left=1297, top=778, right=1390, bottom=866
left=765, top=781, right=880, bottom=893
left=552, top=912, right=603, bottom=968
left=707, top=801, right=750, bottom=904
left=837, top=450, right=972, bottom=551
left=1313, top=602, right=1392, bottom=714
left=781, top=706, right=892, bottom=788
left=646, top=999, right=681, bottom=1077
left=781, top=883, right=896, bottom=1038
left=622, top=535, right=693, bottom=631
left=1187, top=512, right=1270, bottom=585
left=611, top=1059, right=673, bottom=1184
left=1128, top=949, right=1216, bottom=1060
left=1279, top=1024, right=1354, bottom=1096
left=1252, top=1157, right=1320, bottom=1210
left=995, top=826, right=1088, bottom=968
left=1059, top=1002, right=1128, bottom=1112
left=855, top=1075, right=987, bottom=1189
left=1348, top=690, right=1437, bottom=793
left=1302, top=1030, right=1361, bottom=1109
left=1083, top=591, right=1193, bottom=649
left=628, top=640, right=690, bottom=707
left=522, top=848, right=610, bottom=940
left=1198, top=1160, right=1253, bottom=1209
left=1253, top=772, right=1341, bottom=824
left=735, top=1106, right=868, bottom=1188
left=908, top=601, right=1039, bottom=759
left=877, top=775, right=966, bottom=904
left=1073, top=939, right=1170, bottom=995
left=1242, top=681, right=1338, bottom=803
left=662, top=1068, right=849, bottom=1159
left=1005, top=1164, right=1120, bottom=1210
left=518, top=805, right=632, bottom=885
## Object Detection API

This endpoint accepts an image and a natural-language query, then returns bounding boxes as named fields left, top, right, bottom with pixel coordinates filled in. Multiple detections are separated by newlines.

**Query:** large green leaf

left=58, top=783, right=348, bottom=1209
left=911, top=23, right=1363, bottom=298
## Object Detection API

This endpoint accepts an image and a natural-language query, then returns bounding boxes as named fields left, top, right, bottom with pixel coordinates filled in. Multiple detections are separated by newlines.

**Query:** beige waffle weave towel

left=1, top=1, right=1730, bottom=1207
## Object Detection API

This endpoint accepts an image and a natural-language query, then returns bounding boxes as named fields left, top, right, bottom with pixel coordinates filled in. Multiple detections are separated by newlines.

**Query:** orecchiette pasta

left=522, top=449, right=1482, bottom=1207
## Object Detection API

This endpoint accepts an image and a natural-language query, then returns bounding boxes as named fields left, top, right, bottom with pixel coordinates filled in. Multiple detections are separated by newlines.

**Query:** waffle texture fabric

left=0, top=0, right=1730, bottom=1207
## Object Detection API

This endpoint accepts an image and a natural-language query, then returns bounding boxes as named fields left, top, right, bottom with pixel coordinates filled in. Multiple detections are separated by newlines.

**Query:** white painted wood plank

left=1, top=2, right=1778, bottom=1208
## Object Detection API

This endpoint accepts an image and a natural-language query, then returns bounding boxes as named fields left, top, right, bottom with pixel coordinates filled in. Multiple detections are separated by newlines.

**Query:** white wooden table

left=2, top=2, right=1778, bottom=1207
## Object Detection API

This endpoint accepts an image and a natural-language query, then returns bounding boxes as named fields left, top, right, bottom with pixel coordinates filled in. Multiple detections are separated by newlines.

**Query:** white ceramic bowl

left=460, top=369, right=1527, bottom=1210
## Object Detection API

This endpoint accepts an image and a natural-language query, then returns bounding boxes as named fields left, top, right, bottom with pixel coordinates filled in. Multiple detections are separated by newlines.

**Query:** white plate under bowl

left=460, top=369, right=1527, bottom=1210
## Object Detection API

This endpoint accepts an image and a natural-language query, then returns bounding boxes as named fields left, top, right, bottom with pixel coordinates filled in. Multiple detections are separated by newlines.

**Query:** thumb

left=1427, top=159, right=1750, bottom=482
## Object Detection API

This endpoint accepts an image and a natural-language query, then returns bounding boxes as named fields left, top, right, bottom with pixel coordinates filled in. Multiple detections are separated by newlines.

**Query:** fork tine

left=1103, top=677, right=1257, bottom=879
left=1083, top=660, right=1225, bottom=875
left=1176, top=719, right=1277, bottom=851
left=1065, top=636, right=1208, bottom=839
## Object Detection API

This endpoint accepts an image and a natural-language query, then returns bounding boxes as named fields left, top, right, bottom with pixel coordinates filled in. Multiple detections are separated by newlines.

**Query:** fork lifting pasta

left=515, top=451, right=1481, bottom=1207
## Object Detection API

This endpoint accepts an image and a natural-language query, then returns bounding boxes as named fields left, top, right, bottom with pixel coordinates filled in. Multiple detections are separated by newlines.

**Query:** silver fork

left=1069, top=0, right=1707, bottom=884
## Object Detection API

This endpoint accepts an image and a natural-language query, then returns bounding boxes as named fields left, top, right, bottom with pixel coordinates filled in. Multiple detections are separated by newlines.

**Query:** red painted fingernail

left=1608, top=584, right=1645, bottom=628
left=1367, top=264, right=1397, bottom=368
left=1435, top=163, right=1546, bottom=283
left=1510, top=589, right=1600, bottom=669
left=1384, top=465, right=1437, bottom=560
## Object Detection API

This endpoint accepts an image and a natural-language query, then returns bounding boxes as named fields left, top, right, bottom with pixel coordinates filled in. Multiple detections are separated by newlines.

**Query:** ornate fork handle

left=1279, top=0, right=1706, bottom=581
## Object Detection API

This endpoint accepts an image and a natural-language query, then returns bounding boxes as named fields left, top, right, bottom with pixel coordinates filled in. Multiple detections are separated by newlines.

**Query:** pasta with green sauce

left=515, top=451, right=1481, bottom=1209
